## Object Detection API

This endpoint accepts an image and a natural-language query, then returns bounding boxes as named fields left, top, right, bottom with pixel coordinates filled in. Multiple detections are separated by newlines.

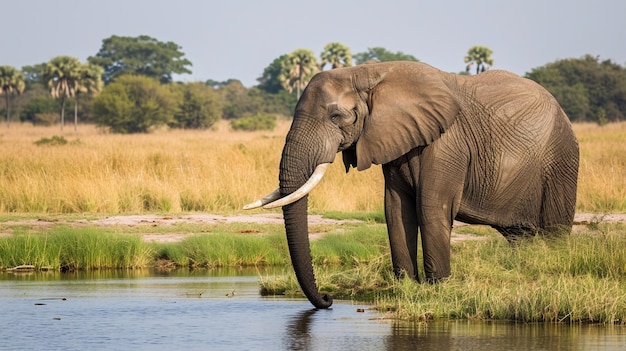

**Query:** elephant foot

left=425, top=275, right=450, bottom=284
left=394, top=268, right=418, bottom=282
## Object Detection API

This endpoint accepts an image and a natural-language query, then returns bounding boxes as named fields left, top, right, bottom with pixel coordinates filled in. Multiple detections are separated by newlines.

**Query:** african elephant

left=245, top=61, right=579, bottom=309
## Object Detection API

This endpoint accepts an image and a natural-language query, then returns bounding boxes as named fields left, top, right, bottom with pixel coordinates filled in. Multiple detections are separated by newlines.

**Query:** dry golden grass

left=574, top=122, right=626, bottom=212
left=0, top=120, right=623, bottom=214
left=0, top=119, right=381, bottom=214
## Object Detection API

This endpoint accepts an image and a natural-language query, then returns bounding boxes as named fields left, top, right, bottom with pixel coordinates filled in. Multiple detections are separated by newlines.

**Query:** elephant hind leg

left=539, top=159, right=578, bottom=234
left=539, top=181, right=577, bottom=235
left=538, top=123, right=578, bottom=234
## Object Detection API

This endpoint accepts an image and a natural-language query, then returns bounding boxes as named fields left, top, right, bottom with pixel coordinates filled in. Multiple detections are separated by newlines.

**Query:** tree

left=257, top=55, right=288, bottom=94
left=92, top=75, right=176, bottom=133
left=526, top=55, right=626, bottom=123
left=72, top=63, right=104, bottom=131
left=216, top=80, right=264, bottom=119
left=43, top=56, right=82, bottom=131
left=0, top=66, right=25, bottom=127
left=88, top=35, right=192, bottom=84
left=248, top=88, right=295, bottom=117
left=21, top=64, right=46, bottom=85
left=320, top=42, right=353, bottom=70
left=171, top=82, right=222, bottom=129
left=280, top=49, right=319, bottom=99
left=464, top=46, right=494, bottom=74
left=20, top=96, right=60, bottom=125
left=353, top=47, right=419, bottom=64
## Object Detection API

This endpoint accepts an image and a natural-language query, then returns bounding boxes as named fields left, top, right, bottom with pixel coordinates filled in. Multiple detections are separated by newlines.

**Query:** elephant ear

left=355, top=64, right=461, bottom=171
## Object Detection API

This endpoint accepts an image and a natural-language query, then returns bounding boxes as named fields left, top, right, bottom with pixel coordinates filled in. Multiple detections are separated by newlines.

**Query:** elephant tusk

left=243, top=188, right=282, bottom=210
left=262, top=163, right=330, bottom=209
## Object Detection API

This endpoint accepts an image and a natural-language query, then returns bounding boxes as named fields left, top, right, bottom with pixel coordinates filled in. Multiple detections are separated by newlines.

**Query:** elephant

left=245, top=61, right=579, bottom=309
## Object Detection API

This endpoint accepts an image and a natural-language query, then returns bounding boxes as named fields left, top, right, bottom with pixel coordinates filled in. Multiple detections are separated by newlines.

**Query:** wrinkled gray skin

left=278, top=61, right=579, bottom=309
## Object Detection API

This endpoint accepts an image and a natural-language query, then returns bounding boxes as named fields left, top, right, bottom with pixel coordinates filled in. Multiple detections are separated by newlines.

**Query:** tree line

left=1, top=35, right=624, bottom=133
left=526, top=54, right=626, bottom=124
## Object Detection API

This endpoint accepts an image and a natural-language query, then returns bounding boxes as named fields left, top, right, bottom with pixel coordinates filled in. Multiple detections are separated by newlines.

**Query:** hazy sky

left=2, top=0, right=624, bottom=86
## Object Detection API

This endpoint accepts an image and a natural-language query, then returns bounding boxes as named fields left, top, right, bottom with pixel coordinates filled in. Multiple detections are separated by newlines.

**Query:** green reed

left=0, top=219, right=388, bottom=271
left=156, top=232, right=290, bottom=268
left=0, top=227, right=153, bottom=270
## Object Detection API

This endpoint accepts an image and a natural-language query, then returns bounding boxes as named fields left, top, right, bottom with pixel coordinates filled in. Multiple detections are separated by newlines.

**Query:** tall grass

left=157, top=232, right=290, bottom=268
left=0, top=221, right=388, bottom=270
left=574, top=123, right=626, bottom=212
left=0, top=227, right=153, bottom=270
left=0, top=121, right=624, bottom=214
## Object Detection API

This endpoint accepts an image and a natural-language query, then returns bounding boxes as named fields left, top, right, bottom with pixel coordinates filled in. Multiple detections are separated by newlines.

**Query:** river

left=0, top=269, right=623, bottom=350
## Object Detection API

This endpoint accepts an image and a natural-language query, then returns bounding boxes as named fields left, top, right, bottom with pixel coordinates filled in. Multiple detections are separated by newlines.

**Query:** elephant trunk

left=278, top=127, right=334, bottom=309
left=282, top=197, right=333, bottom=309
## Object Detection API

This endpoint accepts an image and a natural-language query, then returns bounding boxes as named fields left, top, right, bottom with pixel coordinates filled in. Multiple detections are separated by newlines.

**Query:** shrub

left=34, top=136, right=68, bottom=146
left=92, top=75, right=177, bottom=133
left=21, top=97, right=60, bottom=125
left=230, top=114, right=276, bottom=131
left=171, top=82, right=222, bottom=129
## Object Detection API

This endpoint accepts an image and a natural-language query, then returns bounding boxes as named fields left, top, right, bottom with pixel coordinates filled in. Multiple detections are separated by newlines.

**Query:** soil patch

left=1, top=213, right=624, bottom=243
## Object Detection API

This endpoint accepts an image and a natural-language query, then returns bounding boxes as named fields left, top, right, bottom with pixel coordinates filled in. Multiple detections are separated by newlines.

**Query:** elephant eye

left=330, top=111, right=342, bottom=123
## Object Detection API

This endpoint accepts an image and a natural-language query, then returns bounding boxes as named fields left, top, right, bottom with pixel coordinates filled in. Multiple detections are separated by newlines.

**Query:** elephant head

left=245, top=62, right=461, bottom=308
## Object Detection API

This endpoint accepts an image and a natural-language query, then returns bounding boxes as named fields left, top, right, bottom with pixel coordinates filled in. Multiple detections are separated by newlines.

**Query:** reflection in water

left=1, top=267, right=276, bottom=281
left=0, top=269, right=624, bottom=351
left=388, top=321, right=626, bottom=351
left=280, top=306, right=626, bottom=351
left=284, top=309, right=317, bottom=350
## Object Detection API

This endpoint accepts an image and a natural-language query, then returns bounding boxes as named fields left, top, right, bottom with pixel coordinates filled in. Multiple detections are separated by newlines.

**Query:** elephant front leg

left=419, top=197, right=455, bottom=282
left=383, top=164, right=419, bottom=280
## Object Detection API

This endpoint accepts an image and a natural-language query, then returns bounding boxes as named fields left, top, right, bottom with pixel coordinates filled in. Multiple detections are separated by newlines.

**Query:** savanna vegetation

left=0, top=120, right=624, bottom=214
left=2, top=36, right=625, bottom=136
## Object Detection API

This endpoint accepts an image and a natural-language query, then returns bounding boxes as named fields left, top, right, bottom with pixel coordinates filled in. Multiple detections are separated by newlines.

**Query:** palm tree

left=43, top=56, right=82, bottom=131
left=73, top=63, right=104, bottom=131
left=464, top=46, right=494, bottom=74
left=320, top=42, right=353, bottom=70
left=0, top=66, right=25, bottom=128
left=280, top=49, right=319, bottom=100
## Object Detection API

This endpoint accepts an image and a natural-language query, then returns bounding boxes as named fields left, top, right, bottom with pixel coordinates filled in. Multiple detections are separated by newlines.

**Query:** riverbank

left=2, top=212, right=625, bottom=324
left=2, top=212, right=623, bottom=243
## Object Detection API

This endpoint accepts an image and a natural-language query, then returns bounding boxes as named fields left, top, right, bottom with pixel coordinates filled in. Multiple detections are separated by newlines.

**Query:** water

left=0, top=270, right=624, bottom=351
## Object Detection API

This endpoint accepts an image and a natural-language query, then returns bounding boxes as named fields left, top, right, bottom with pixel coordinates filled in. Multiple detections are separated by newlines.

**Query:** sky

left=1, top=0, right=624, bottom=87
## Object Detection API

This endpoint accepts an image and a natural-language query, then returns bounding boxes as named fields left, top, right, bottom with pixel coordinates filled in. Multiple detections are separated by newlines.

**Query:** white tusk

left=243, top=188, right=281, bottom=210
left=262, top=163, right=330, bottom=209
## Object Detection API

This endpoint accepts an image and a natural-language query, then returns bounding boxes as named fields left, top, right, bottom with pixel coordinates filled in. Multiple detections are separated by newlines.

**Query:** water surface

left=0, top=270, right=623, bottom=350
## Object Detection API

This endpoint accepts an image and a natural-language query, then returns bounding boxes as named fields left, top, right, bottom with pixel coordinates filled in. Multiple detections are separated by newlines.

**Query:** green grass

left=155, top=232, right=290, bottom=268
left=0, top=226, right=153, bottom=270
left=311, top=225, right=388, bottom=266
left=318, top=211, right=386, bottom=223
left=261, top=223, right=626, bottom=325
left=0, top=219, right=388, bottom=271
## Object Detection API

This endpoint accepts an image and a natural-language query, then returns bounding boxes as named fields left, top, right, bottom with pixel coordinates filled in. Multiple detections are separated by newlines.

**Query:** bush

left=92, top=75, right=177, bottom=133
left=170, top=82, right=222, bottom=129
left=34, top=136, right=68, bottom=146
left=230, top=114, right=276, bottom=131
left=33, top=113, right=59, bottom=126
left=21, top=97, right=60, bottom=125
